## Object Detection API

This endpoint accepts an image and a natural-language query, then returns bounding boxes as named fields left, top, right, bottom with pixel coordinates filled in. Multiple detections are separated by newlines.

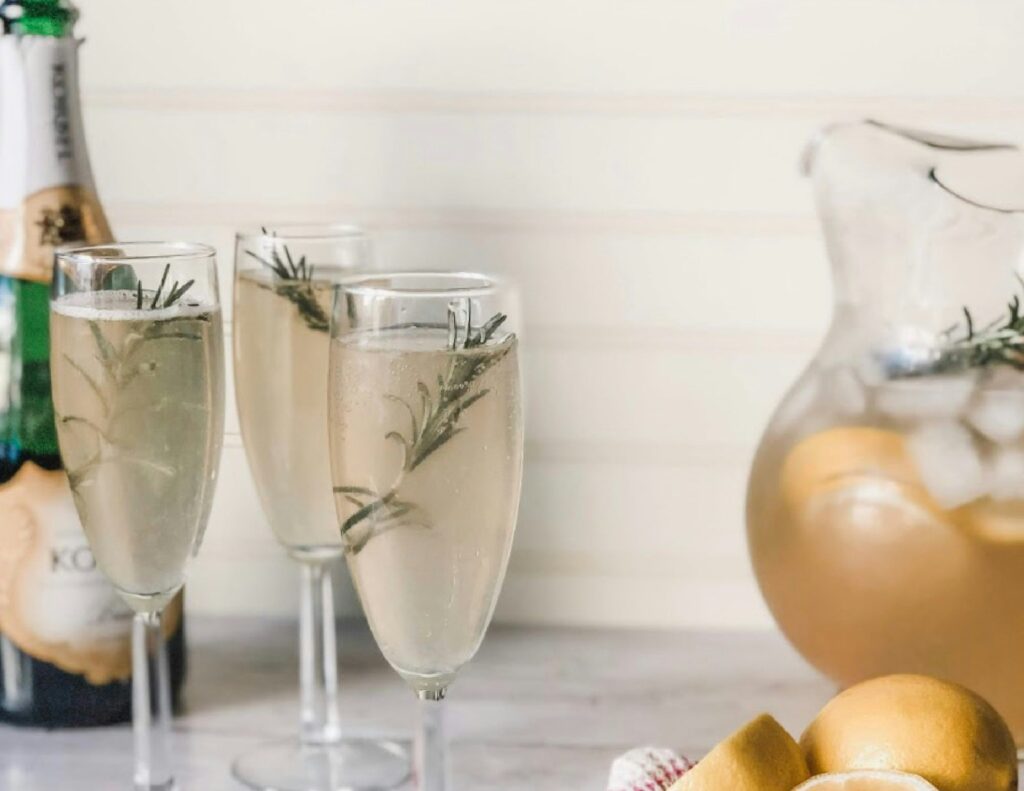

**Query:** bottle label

left=0, top=35, right=111, bottom=283
left=0, top=463, right=181, bottom=685
left=0, top=184, right=111, bottom=282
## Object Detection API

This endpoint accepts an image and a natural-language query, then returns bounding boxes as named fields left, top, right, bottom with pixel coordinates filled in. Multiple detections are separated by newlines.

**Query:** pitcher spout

left=805, top=120, right=1024, bottom=370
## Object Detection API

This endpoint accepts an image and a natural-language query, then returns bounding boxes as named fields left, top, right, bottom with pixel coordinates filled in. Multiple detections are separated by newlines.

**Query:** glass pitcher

left=747, top=120, right=1024, bottom=740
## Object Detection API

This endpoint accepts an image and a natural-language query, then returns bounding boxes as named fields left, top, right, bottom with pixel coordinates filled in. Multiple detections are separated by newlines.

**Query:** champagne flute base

left=135, top=781, right=177, bottom=791
left=232, top=737, right=410, bottom=791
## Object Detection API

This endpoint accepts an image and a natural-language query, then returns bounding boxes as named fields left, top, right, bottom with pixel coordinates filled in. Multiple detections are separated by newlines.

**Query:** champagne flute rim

left=339, top=270, right=507, bottom=299
left=56, top=241, right=216, bottom=266
left=235, top=223, right=367, bottom=242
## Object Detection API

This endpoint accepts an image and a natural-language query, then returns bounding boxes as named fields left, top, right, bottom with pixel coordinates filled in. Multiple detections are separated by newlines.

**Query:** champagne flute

left=231, top=226, right=409, bottom=791
left=50, top=242, right=225, bottom=791
left=328, top=273, right=525, bottom=790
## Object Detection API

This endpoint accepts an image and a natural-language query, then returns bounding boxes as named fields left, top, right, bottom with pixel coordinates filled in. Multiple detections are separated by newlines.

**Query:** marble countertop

left=0, top=617, right=834, bottom=790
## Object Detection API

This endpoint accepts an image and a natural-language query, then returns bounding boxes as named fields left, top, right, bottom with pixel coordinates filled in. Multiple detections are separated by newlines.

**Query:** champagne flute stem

left=132, top=610, right=175, bottom=791
left=416, top=692, right=451, bottom=791
left=0, top=635, right=31, bottom=711
left=299, top=560, right=342, bottom=744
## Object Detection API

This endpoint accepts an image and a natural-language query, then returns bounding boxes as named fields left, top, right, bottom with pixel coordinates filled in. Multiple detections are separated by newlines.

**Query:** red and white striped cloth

left=607, top=747, right=695, bottom=791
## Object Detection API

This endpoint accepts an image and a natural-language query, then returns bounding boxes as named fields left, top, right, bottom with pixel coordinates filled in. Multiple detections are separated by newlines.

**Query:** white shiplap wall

left=73, top=0, right=1024, bottom=628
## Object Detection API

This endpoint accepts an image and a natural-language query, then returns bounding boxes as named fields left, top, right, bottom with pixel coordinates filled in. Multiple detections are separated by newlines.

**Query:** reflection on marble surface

left=0, top=618, right=832, bottom=790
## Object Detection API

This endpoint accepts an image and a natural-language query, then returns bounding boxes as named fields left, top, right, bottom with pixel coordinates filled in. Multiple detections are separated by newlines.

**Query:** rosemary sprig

left=245, top=228, right=330, bottom=332
left=334, top=305, right=513, bottom=553
left=134, top=263, right=195, bottom=310
left=60, top=267, right=207, bottom=487
left=895, top=283, right=1024, bottom=377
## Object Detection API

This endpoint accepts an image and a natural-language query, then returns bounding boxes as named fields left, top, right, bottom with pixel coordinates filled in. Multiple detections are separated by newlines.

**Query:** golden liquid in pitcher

left=748, top=363, right=1024, bottom=742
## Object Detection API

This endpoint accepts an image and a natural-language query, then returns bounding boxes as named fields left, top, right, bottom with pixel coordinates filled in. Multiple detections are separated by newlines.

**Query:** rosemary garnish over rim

left=134, top=263, right=195, bottom=310
left=245, top=228, right=330, bottom=332
left=334, top=304, right=513, bottom=554
left=892, top=282, right=1024, bottom=377
left=58, top=273, right=210, bottom=489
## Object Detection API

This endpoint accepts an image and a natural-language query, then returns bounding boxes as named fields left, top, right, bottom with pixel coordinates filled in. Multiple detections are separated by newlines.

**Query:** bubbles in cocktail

left=51, top=290, right=224, bottom=613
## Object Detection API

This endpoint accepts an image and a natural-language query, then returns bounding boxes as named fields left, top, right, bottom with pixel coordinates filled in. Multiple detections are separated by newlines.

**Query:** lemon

left=801, top=674, right=1017, bottom=791
left=780, top=427, right=944, bottom=519
left=794, top=771, right=939, bottom=790
left=781, top=427, right=1024, bottom=545
left=668, top=713, right=809, bottom=791
left=953, top=499, right=1024, bottom=544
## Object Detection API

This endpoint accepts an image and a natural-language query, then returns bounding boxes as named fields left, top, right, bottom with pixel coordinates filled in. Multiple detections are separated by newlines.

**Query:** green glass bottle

left=0, top=0, right=76, bottom=35
left=0, top=0, right=186, bottom=727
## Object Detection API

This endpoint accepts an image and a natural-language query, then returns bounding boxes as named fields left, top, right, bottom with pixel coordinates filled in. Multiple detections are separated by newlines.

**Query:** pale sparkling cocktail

left=231, top=227, right=409, bottom=791
left=51, top=242, right=225, bottom=791
left=329, top=272, right=525, bottom=791
left=234, top=269, right=340, bottom=558
left=52, top=291, right=223, bottom=612
left=331, top=327, right=522, bottom=694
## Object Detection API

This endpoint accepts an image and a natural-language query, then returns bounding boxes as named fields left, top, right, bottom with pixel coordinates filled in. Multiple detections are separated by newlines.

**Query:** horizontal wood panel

left=216, top=331, right=808, bottom=449
left=526, top=342, right=807, bottom=449
left=73, top=0, right=1021, bottom=629
left=497, top=571, right=771, bottom=630
left=183, top=321, right=793, bottom=627
left=194, top=446, right=769, bottom=626
left=76, top=0, right=1024, bottom=98
left=83, top=110, right=816, bottom=214
left=113, top=221, right=833, bottom=334
left=515, top=458, right=749, bottom=561
left=203, top=446, right=753, bottom=561
left=354, top=230, right=833, bottom=335
left=80, top=88, right=1024, bottom=123
left=117, top=220, right=822, bottom=446
left=84, top=109, right=1024, bottom=218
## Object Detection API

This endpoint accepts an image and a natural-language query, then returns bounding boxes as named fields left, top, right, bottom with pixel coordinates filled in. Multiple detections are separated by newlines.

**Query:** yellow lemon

left=668, top=713, right=809, bottom=791
left=780, top=427, right=944, bottom=519
left=953, top=499, right=1024, bottom=544
left=794, top=771, right=939, bottom=790
left=801, top=674, right=1017, bottom=791
left=781, top=427, right=1024, bottom=546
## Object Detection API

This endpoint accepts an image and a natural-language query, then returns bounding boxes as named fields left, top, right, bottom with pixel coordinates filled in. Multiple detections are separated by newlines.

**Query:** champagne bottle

left=0, top=0, right=185, bottom=726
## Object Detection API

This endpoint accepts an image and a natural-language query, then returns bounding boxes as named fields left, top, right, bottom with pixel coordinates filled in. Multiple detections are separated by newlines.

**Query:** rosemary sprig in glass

left=134, top=263, right=195, bottom=310
left=245, top=229, right=330, bottom=332
left=59, top=267, right=204, bottom=488
left=334, top=306, right=513, bottom=554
